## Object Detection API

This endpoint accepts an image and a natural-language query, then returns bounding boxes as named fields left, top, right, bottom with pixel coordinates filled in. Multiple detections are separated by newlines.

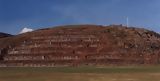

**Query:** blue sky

left=0, top=0, right=160, bottom=34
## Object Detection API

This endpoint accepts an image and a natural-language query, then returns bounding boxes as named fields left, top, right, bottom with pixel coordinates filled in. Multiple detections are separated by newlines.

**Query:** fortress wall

left=1, top=26, right=160, bottom=67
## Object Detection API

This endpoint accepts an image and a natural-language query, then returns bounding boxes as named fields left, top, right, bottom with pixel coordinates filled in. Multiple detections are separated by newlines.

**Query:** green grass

left=0, top=66, right=160, bottom=81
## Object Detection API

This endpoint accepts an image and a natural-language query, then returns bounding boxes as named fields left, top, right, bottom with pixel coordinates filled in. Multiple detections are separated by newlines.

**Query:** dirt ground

left=0, top=66, right=160, bottom=81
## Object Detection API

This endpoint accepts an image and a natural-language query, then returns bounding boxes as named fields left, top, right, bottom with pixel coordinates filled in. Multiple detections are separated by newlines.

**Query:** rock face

left=0, top=25, right=160, bottom=67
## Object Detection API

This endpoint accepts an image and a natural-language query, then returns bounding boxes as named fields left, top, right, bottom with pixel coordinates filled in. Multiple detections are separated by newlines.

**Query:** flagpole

left=127, top=17, right=129, bottom=27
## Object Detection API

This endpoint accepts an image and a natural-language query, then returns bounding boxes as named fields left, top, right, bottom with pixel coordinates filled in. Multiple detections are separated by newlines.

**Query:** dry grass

left=0, top=66, right=160, bottom=81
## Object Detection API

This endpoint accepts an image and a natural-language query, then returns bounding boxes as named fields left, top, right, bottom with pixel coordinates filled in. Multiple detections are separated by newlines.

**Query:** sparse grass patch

left=0, top=66, right=160, bottom=81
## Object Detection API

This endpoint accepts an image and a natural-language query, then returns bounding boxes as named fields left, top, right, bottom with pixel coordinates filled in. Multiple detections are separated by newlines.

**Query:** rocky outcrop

left=0, top=25, right=160, bottom=67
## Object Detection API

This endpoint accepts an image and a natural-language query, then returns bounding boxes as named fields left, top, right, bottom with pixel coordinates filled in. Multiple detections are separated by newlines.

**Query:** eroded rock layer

left=0, top=25, right=160, bottom=67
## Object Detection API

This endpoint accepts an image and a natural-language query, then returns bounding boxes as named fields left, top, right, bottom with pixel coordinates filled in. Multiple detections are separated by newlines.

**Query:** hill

left=0, top=32, right=13, bottom=39
left=0, top=25, right=160, bottom=67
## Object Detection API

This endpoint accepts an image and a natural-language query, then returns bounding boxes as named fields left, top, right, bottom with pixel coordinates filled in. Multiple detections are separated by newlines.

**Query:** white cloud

left=19, top=27, right=33, bottom=34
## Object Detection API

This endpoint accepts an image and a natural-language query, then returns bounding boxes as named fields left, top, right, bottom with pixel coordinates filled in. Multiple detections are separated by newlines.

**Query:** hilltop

left=0, top=25, right=160, bottom=67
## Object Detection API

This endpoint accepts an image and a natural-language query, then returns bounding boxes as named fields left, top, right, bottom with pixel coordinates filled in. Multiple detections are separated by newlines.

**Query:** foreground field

left=0, top=66, right=160, bottom=81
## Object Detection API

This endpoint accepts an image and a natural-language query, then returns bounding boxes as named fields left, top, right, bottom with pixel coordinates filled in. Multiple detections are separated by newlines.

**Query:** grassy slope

left=0, top=66, right=160, bottom=81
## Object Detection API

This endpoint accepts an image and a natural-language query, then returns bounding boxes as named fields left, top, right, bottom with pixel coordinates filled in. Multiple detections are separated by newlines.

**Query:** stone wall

left=0, top=25, right=160, bottom=67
